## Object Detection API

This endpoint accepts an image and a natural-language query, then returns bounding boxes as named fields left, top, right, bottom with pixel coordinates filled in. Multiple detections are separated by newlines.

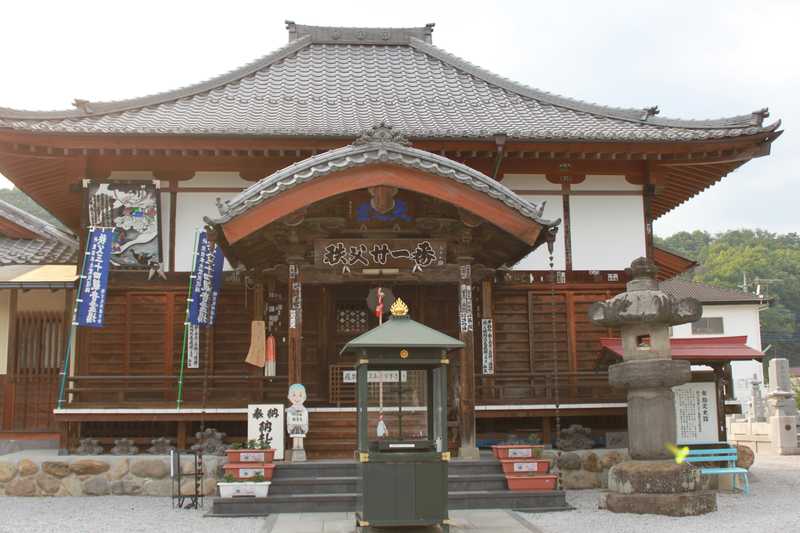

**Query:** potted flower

left=225, top=437, right=277, bottom=463
left=217, top=472, right=271, bottom=498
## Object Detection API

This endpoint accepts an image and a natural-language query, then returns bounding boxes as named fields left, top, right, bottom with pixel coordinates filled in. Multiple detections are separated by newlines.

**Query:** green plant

left=792, top=380, right=800, bottom=411
left=229, top=442, right=243, bottom=450
left=247, top=439, right=258, bottom=449
left=222, top=474, right=236, bottom=483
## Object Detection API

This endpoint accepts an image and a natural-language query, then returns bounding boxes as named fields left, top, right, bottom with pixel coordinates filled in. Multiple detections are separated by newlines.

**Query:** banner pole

left=56, top=227, right=99, bottom=410
left=177, top=230, right=201, bottom=410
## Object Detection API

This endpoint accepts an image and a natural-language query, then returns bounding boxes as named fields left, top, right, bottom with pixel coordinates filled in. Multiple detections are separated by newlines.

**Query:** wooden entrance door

left=5, top=312, right=64, bottom=431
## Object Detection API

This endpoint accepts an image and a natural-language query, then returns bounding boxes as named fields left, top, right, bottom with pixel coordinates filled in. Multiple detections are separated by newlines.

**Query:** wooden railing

left=476, top=371, right=625, bottom=404
left=61, top=375, right=288, bottom=408
left=328, top=363, right=428, bottom=407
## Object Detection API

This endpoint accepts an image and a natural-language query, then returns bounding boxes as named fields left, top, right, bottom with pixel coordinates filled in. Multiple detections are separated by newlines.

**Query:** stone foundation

left=0, top=454, right=224, bottom=497
left=542, top=448, right=629, bottom=489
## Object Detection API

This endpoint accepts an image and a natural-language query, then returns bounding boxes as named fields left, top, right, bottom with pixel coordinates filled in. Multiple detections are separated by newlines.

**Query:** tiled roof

left=659, top=279, right=766, bottom=305
left=210, top=124, right=560, bottom=230
left=0, top=200, right=78, bottom=265
left=0, top=23, right=779, bottom=142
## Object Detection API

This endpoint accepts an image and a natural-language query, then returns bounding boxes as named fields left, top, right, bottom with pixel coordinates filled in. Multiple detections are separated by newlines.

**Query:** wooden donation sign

left=481, top=318, right=495, bottom=375
left=314, top=239, right=446, bottom=272
left=672, top=382, right=718, bottom=445
left=247, top=404, right=285, bottom=460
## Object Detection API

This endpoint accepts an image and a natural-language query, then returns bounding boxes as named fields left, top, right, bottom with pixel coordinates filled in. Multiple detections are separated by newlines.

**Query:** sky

left=0, top=0, right=797, bottom=237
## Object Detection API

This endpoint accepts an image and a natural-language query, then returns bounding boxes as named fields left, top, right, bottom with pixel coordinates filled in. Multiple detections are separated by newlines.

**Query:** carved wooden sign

left=481, top=318, right=495, bottom=375
left=314, top=239, right=446, bottom=272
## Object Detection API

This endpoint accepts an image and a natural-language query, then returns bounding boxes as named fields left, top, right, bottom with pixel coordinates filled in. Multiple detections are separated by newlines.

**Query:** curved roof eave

left=208, top=126, right=560, bottom=229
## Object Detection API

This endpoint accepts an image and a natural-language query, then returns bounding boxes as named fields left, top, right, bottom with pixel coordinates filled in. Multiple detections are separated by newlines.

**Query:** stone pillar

left=457, top=261, right=479, bottom=460
left=589, top=257, right=716, bottom=515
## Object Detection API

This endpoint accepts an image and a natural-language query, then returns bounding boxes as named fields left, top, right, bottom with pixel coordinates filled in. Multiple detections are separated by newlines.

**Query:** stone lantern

left=589, top=257, right=716, bottom=515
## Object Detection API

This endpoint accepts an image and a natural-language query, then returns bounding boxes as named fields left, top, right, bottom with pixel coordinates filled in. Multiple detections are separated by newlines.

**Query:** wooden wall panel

left=572, top=293, right=617, bottom=371
left=493, top=291, right=531, bottom=373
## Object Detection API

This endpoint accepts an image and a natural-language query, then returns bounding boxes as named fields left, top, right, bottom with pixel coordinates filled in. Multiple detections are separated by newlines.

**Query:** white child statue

left=286, top=383, right=309, bottom=461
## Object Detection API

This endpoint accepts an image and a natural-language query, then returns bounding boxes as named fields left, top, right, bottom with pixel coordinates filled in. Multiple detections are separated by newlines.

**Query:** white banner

left=187, top=324, right=200, bottom=369
left=673, top=381, right=718, bottom=445
left=342, top=370, right=408, bottom=384
left=247, top=404, right=285, bottom=460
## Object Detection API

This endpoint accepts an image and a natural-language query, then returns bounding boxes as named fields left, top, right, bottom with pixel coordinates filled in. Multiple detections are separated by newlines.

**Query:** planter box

left=491, top=444, right=544, bottom=460
left=225, top=449, right=276, bottom=463
left=217, top=481, right=271, bottom=498
left=505, top=474, right=557, bottom=491
left=500, top=459, right=550, bottom=475
left=223, top=462, right=276, bottom=481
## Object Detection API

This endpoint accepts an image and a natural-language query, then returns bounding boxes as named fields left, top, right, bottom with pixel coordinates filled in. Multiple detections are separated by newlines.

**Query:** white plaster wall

left=181, top=171, right=252, bottom=189
left=160, top=192, right=171, bottom=272
left=572, top=175, right=642, bottom=192
left=502, top=174, right=566, bottom=270
left=501, top=174, right=560, bottom=192
left=670, top=303, right=764, bottom=409
left=513, top=195, right=566, bottom=270
left=174, top=192, right=239, bottom=271
left=0, top=290, right=9, bottom=374
left=569, top=195, right=646, bottom=270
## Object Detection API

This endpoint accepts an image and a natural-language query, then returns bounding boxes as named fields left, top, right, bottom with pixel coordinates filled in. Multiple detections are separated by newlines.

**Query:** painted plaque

left=673, top=382, right=719, bottom=445
left=314, top=239, right=446, bottom=272
left=342, top=370, right=408, bottom=384
left=86, top=181, right=161, bottom=269
left=481, top=318, right=495, bottom=375
left=247, top=404, right=285, bottom=460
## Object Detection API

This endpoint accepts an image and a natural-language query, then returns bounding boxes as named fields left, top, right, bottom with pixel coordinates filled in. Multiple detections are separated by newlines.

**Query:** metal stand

left=171, top=449, right=205, bottom=510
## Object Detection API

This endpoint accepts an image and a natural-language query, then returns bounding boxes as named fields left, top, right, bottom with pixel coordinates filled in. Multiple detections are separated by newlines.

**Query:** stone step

left=268, top=473, right=510, bottom=495
left=209, top=489, right=570, bottom=516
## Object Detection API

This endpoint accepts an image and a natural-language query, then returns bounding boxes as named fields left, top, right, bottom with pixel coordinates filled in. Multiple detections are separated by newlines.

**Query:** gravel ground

left=1, top=454, right=798, bottom=533
left=522, top=454, right=800, bottom=533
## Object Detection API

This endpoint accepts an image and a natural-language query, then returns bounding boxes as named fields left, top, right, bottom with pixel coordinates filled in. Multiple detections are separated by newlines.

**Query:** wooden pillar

left=457, top=262, right=479, bottom=459
left=2, top=289, right=18, bottom=430
left=177, top=420, right=188, bottom=450
left=712, top=365, right=728, bottom=442
left=481, top=279, right=495, bottom=400
left=287, top=263, right=303, bottom=385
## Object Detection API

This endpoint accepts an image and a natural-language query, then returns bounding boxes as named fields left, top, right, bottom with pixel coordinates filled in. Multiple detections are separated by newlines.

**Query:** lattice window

left=337, top=304, right=368, bottom=334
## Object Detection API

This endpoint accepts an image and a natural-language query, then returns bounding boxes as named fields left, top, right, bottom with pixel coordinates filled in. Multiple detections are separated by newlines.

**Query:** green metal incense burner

left=342, top=298, right=463, bottom=532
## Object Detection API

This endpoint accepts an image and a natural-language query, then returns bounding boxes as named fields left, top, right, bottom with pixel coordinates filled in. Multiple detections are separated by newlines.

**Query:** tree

left=657, top=228, right=800, bottom=363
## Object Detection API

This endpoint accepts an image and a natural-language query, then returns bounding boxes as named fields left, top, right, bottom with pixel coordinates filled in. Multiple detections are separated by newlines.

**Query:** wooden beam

left=287, top=264, right=302, bottom=385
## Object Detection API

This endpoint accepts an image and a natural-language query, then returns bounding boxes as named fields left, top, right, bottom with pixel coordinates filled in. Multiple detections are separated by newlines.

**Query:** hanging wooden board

left=314, top=239, right=446, bottom=272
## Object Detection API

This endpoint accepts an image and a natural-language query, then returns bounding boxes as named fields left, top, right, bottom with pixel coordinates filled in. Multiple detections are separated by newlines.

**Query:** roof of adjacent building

left=0, top=199, right=78, bottom=265
left=600, top=336, right=764, bottom=362
left=0, top=22, right=780, bottom=142
left=659, top=278, right=766, bottom=305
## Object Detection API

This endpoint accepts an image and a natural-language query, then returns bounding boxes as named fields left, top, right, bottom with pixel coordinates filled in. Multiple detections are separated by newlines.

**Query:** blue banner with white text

left=187, top=230, right=224, bottom=326
left=75, top=228, right=114, bottom=328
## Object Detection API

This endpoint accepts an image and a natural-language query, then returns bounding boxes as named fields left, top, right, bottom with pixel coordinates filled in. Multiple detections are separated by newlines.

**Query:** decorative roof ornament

left=390, top=298, right=409, bottom=317
left=640, top=106, right=660, bottom=121
left=353, top=122, right=411, bottom=147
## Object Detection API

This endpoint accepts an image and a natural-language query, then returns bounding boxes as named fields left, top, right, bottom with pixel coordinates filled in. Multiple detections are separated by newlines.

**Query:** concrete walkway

left=265, top=510, right=541, bottom=533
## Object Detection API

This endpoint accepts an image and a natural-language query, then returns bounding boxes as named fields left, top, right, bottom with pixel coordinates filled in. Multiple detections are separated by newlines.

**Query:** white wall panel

left=502, top=174, right=559, bottom=191
left=569, top=195, right=646, bottom=270
left=160, top=192, right=171, bottom=271
left=181, top=171, right=252, bottom=189
left=174, top=192, right=238, bottom=271
left=572, top=175, right=642, bottom=191
left=513, top=194, right=566, bottom=270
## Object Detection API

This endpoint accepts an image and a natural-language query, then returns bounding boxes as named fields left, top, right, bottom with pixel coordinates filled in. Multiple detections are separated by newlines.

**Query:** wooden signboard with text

left=314, top=239, right=446, bottom=272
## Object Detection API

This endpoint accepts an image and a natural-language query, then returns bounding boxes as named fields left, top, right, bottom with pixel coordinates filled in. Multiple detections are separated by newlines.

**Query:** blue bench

left=684, top=446, right=750, bottom=495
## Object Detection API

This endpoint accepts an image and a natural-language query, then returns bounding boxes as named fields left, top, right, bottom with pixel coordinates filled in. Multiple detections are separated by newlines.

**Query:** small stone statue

left=557, top=424, right=594, bottom=451
left=147, top=437, right=174, bottom=455
left=75, top=438, right=104, bottom=455
left=191, top=428, right=227, bottom=456
left=286, top=383, right=309, bottom=462
left=111, top=438, right=139, bottom=455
